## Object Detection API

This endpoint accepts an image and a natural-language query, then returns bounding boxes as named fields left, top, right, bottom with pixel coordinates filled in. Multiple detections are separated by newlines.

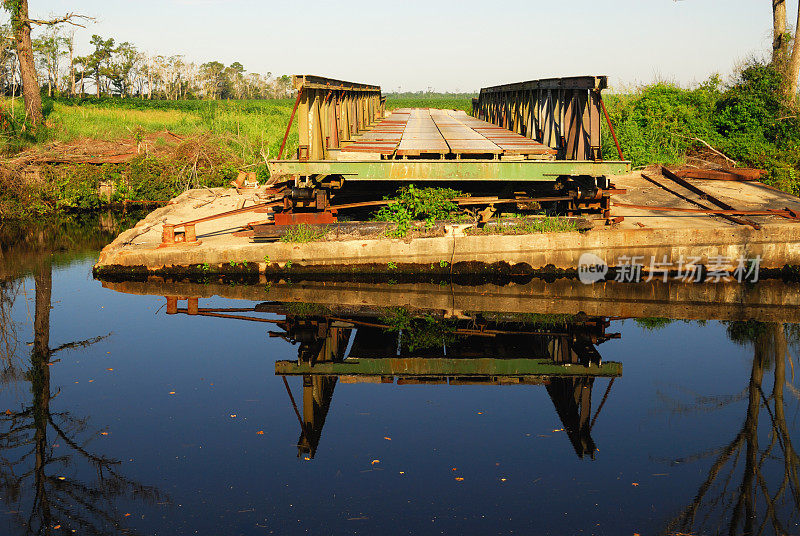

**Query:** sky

left=13, top=0, right=789, bottom=92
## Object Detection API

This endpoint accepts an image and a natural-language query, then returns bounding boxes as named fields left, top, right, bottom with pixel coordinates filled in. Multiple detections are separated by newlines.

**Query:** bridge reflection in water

left=166, top=298, right=622, bottom=461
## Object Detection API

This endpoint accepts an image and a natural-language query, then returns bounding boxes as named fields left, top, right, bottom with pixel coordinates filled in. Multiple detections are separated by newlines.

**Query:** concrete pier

left=94, top=170, right=800, bottom=277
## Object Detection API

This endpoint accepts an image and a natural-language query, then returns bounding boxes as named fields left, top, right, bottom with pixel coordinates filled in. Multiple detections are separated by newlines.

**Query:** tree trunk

left=773, top=0, right=788, bottom=67
left=11, top=0, right=43, bottom=125
left=33, top=262, right=51, bottom=362
left=786, top=3, right=800, bottom=101
left=69, top=37, right=74, bottom=96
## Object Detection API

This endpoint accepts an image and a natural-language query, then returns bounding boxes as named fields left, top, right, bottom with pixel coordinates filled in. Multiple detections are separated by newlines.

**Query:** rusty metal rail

left=613, top=202, right=799, bottom=220
left=659, top=166, right=763, bottom=229
left=639, top=172, right=759, bottom=229
left=472, top=76, right=608, bottom=160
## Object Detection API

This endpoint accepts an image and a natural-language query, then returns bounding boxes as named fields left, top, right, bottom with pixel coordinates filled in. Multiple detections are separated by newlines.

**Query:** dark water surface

left=0, top=218, right=798, bottom=536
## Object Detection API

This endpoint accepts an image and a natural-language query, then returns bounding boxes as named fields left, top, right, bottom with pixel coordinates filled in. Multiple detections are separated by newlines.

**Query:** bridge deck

left=341, top=108, right=557, bottom=159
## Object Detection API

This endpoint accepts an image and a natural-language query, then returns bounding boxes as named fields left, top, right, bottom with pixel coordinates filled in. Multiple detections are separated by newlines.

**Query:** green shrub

left=604, top=60, right=800, bottom=196
left=372, top=184, right=463, bottom=236
left=602, top=79, right=720, bottom=167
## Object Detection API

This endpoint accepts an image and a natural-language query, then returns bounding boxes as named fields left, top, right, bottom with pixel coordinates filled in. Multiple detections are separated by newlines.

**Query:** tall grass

left=0, top=97, right=299, bottom=164
left=0, top=95, right=471, bottom=162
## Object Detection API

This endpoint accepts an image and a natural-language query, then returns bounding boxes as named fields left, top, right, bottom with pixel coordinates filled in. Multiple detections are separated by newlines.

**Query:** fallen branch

left=675, top=134, right=738, bottom=167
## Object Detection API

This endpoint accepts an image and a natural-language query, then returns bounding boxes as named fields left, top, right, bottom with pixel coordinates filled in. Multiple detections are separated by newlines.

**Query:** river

left=0, top=215, right=798, bottom=535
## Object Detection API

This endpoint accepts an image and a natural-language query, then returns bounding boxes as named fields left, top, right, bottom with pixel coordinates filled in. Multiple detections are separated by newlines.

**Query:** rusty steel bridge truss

left=471, top=75, right=623, bottom=161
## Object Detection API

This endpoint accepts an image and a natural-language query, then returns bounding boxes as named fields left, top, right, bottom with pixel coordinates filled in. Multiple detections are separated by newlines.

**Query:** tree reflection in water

left=665, top=321, right=800, bottom=535
left=0, top=261, right=165, bottom=535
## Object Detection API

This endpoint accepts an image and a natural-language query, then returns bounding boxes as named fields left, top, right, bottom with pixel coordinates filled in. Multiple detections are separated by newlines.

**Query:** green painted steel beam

left=268, top=160, right=630, bottom=182
left=275, top=358, right=622, bottom=377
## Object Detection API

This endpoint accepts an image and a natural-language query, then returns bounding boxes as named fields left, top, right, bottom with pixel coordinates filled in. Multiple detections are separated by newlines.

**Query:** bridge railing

left=287, top=75, right=384, bottom=161
left=472, top=76, right=608, bottom=161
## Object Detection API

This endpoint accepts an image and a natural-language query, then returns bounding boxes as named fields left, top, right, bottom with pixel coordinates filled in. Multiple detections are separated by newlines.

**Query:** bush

left=603, top=79, right=721, bottom=167
left=713, top=63, right=800, bottom=194
left=604, top=61, right=800, bottom=195
left=372, top=185, right=463, bottom=236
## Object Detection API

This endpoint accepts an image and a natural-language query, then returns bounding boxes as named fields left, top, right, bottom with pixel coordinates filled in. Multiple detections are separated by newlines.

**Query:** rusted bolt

left=162, top=224, right=175, bottom=244
left=166, top=296, right=178, bottom=315
left=187, top=297, right=199, bottom=315
left=185, top=224, right=197, bottom=243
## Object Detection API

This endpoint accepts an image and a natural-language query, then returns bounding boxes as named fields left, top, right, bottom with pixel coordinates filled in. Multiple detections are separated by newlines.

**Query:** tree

left=771, top=0, right=800, bottom=101
left=0, top=24, right=18, bottom=97
left=274, top=74, right=292, bottom=98
left=0, top=1, right=91, bottom=125
left=3, top=0, right=43, bottom=124
left=199, top=61, right=226, bottom=100
left=32, top=27, right=66, bottom=96
left=78, top=34, right=114, bottom=97
left=108, top=41, right=137, bottom=97
left=225, top=61, right=246, bottom=99
left=65, top=30, right=75, bottom=95
left=664, top=322, right=800, bottom=535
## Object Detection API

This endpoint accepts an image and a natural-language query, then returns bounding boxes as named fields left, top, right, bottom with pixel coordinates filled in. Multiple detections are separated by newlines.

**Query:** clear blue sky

left=17, top=0, right=784, bottom=92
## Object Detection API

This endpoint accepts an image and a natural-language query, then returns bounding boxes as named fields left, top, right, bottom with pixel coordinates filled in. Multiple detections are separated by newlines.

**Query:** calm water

left=0, top=219, right=798, bottom=536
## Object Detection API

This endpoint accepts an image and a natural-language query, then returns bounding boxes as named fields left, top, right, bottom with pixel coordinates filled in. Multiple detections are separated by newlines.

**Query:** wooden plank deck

left=448, top=110, right=556, bottom=156
left=430, top=109, right=502, bottom=155
left=340, top=108, right=556, bottom=159
left=396, top=109, right=449, bottom=156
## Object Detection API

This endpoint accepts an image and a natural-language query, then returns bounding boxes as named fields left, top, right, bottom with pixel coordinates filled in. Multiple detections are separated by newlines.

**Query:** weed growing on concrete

left=279, top=224, right=329, bottom=243
left=373, top=184, right=463, bottom=237
left=387, top=261, right=397, bottom=270
left=285, top=260, right=292, bottom=269
left=467, top=216, right=578, bottom=236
